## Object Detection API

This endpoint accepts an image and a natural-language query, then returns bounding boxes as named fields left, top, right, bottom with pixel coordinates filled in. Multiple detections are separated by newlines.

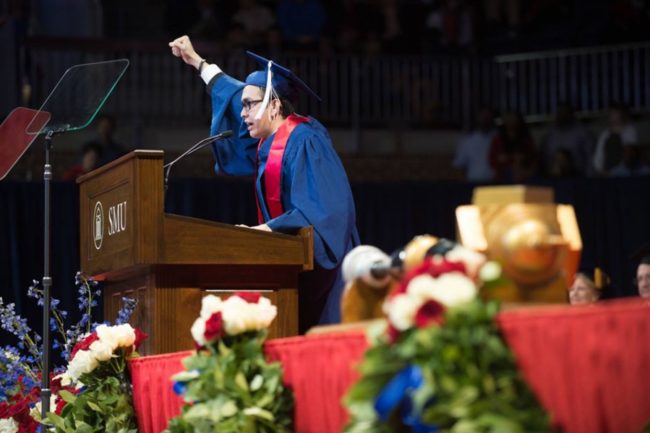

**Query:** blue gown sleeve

left=208, top=74, right=259, bottom=176
left=265, top=123, right=357, bottom=269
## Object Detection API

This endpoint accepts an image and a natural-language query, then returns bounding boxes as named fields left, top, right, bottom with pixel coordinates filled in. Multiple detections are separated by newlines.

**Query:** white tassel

left=254, top=61, right=273, bottom=120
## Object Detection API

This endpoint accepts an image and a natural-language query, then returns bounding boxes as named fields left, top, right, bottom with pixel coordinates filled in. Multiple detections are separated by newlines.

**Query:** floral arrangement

left=344, top=248, right=550, bottom=433
left=46, top=323, right=146, bottom=433
left=167, top=292, right=293, bottom=433
left=0, top=273, right=142, bottom=433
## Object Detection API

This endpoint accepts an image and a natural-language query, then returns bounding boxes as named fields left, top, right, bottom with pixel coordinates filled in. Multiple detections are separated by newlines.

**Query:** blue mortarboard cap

left=244, top=51, right=321, bottom=102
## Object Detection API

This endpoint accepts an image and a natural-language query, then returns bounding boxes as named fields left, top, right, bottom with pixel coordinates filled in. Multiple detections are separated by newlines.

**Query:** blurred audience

left=548, top=148, right=577, bottom=178
left=424, top=0, right=476, bottom=53
left=276, top=0, right=326, bottom=50
left=593, top=104, right=638, bottom=175
left=62, top=142, right=102, bottom=181
left=83, top=114, right=126, bottom=166
left=489, top=111, right=537, bottom=182
left=453, top=107, right=496, bottom=182
left=608, top=144, right=650, bottom=177
left=26, top=0, right=650, bottom=56
left=541, top=103, right=594, bottom=177
left=231, top=0, right=275, bottom=47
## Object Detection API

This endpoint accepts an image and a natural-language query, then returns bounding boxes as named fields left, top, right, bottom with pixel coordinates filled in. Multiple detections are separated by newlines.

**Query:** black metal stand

left=41, top=130, right=54, bottom=418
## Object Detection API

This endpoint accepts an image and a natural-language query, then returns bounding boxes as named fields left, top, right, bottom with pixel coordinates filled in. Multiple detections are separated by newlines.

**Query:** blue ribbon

left=172, top=381, right=187, bottom=396
left=374, top=365, right=438, bottom=432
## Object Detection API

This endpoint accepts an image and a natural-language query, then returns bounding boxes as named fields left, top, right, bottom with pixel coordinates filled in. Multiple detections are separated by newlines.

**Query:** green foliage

left=344, top=300, right=550, bottom=433
left=166, top=330, right=293, bottom=433
left=46, top=349, right=138, bottom=433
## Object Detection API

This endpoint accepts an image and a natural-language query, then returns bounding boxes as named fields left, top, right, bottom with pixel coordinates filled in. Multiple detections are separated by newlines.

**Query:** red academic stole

left=256, top=114, right=309, bottom=224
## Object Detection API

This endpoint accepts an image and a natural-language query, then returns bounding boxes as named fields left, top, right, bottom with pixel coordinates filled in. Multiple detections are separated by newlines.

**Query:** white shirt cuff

left=201, top=64, right=222, bottom=85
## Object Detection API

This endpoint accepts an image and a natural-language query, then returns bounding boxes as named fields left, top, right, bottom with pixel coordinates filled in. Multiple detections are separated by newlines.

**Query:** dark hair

left=257, top=87, right=296, bottom=117
left=278, top=98, right=295, bottom=117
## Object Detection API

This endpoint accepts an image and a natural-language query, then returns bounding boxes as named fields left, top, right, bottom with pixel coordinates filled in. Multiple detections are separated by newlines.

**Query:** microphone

left=164, top=130, right=233, bottom=190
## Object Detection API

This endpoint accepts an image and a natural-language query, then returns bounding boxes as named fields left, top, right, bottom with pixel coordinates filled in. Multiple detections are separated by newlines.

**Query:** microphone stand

left=164, top=130, right=233, bottom=192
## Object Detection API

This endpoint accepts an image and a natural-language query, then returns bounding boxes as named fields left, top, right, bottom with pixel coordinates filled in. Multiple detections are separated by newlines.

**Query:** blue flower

left=115, top=297, right=138, bottom=325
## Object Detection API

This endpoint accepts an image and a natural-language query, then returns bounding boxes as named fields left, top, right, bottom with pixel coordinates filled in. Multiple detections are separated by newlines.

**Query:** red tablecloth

left=129, top=298, right=650, bottom=433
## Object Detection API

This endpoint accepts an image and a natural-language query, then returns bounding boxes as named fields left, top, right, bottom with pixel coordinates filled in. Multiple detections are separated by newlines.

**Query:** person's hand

left=235, top=224, right=271, bottom=232
left=169, top=35, right=202, bottom=69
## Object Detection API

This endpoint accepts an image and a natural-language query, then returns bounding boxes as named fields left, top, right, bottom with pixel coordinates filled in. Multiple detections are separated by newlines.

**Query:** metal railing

left=21, top=38, right=650, bottom=137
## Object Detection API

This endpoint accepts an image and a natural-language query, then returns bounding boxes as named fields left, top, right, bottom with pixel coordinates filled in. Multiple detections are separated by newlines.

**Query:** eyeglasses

left=241, top=99, right=264, bottom=112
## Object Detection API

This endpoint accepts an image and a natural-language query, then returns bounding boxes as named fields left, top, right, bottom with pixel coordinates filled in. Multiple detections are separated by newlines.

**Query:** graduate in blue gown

left=169, top=36, right=359, bottom=331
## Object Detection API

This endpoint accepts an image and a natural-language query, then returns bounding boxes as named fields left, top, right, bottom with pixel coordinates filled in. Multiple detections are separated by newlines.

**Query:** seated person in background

left=489, top=111, right=537, bottom=182
left=453, top=107, right=496, bottom=182
left=636, top=255, right=650, bottom=298
left=541, top=103, right=594, bottom=177
left=608, top=143, right=650, bottom=177
left=593, top=104, right=638, bottom=175
left=548, top=148, right=578, bottom=178
left=83, top=114, right=126, bottom=166
left=568, top=271, right=604, bottom=305
left=62, top=142, right=102, bottom=181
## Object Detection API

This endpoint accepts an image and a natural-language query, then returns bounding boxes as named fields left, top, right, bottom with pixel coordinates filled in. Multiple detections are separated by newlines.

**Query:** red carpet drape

left=129, top=298, right=650, bottom=433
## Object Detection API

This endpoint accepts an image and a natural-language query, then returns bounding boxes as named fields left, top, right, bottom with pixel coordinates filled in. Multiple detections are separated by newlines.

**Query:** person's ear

left=271, top=99, right=280, bottom=119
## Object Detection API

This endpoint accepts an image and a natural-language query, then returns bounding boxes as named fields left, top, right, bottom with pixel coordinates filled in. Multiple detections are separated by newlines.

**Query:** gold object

left=456, top=186, right=582, bottom=303
left=402, top=235, right=438, bottom=273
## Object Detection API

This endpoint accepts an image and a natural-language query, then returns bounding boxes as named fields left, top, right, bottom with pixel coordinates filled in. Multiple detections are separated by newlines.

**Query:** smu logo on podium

left=93, top=200, right=128, bottom=250
left=93, top=201, right=104, bottom=250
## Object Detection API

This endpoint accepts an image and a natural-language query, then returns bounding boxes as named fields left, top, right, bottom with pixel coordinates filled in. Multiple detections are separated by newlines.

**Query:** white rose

left=190, top=317, right=207, bottom=346
left=0, top=418, right=18, bottom=433
left=67, top=349, right=99, bottom=380
left=252, top=298, right=277, bottom=329
left=221, top=296, right=278, bottom=335
left=385, top=294, right=421, bottom=331
left=90, top=340, right=114, bottom=362
left=221, top=296, right=250, bottom=335
left=111, top=324, right=136, bottom=348
left=406, top=275, right=438, bottom=301
left=200, top=295, right=223, bottom=319
left=479, top=261, right=502, bottom=283
left=444, top=246, right=486, bottom=277
left=426, top=272, right=477, bottom=307
left=95, top=324, right=117, bottom=349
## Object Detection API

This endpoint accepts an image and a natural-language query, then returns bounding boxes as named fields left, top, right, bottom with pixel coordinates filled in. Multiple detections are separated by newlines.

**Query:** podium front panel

left=79, top=150, right=163, bottom=276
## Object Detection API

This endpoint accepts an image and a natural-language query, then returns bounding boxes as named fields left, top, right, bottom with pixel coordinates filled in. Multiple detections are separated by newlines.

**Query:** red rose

left=232, top=291, right=261, bottom=304
left=70, top=332, right=99, bottom=360
left=390, top=258, right=468, bottom=300
left=387, top=324, right=401, bottom=344
left=425, top=259, right=466, bottom=278
left=50, top=376, right=63, bottom=394
left=55, top=395, right=67, bottom=415
left=414, top=300, right=446, bottom=328
left=204, top=312, right=224, bottom=342
left=134, top=328, right=148, bottom=350
left=0, top=401, right=10, bottom=418
left=7, top=398, right=29, bottom=417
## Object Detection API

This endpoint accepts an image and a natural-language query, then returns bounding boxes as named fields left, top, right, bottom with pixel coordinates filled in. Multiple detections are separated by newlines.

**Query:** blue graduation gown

left=208, top=73, right=360, bottom=329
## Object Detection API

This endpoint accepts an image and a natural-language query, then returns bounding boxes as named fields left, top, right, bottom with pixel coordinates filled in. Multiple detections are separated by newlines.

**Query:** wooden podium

left=78, top=150, right=313, bottom=355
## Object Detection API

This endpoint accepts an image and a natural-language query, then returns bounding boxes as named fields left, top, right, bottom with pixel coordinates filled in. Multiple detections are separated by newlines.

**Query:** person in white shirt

left=453, top=107, right=496, bottom=182
left=593, top=105, right=638, bottom=175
